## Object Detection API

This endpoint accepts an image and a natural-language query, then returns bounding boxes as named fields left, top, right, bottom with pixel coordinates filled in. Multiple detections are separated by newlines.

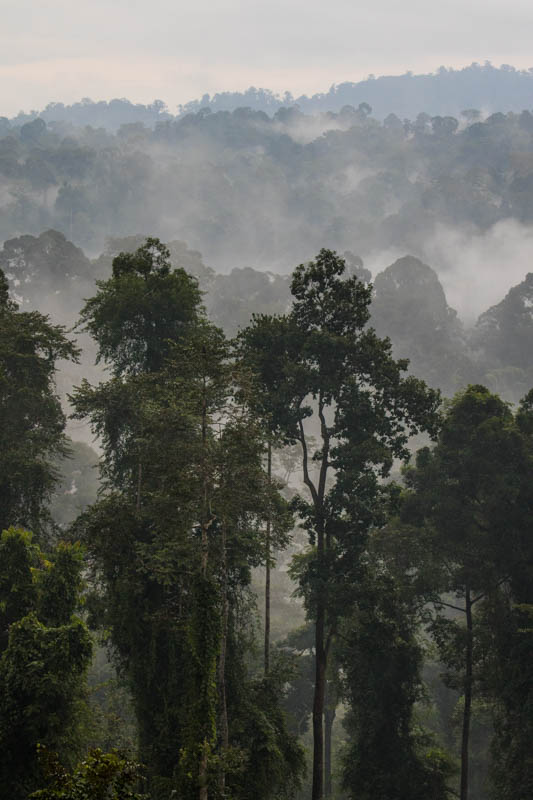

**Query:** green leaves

left=404, top=385, right=530, bottom=595
left=78, top=237, right=201, bottom=376
left=30, top=745, right=146, bottom=800
left=0, top=278, right=79, bottom=537
left=239, top=249, right=441, bottom=799
left=338, top=565, right=454, bottom=800
left=73, top=239, right=300, bottom=796
left=0, top=528, right=92, bottom=799
left=291, top=247, right=372, bottom=339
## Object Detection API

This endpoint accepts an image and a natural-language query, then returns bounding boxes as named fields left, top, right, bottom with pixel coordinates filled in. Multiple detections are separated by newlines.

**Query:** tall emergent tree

left=72, top=239, right=204, bottom=795
left=400, top=385, right=533, bottom=800
left=487, top=389, right=533, bottom=800
left=0, top=268, right=78, bottom=538
left=72, top=239, right=302, bottom=799
left=238, top=249, right=440, bottom=800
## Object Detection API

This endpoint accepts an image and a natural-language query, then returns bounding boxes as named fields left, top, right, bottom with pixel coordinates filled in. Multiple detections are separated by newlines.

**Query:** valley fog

left=2, top=60, right=533, bottom=800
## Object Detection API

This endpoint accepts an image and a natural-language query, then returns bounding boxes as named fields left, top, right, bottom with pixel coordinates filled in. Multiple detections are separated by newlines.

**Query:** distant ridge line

left=6, top=62, right=533, bottom=130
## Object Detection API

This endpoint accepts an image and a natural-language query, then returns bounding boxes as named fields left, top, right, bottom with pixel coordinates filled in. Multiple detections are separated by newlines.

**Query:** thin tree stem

left=218, top=519, right=229, bottom=794
left=324, top=681, right=336, bottom=799
left=460, top=584, right=473, bottom=800
left=264, top=440, right=272, bottom=675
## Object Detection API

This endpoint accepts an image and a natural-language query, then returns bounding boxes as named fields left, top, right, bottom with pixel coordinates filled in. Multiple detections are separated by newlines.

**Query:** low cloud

left=422, top=220, right=533, bottom=322
left=363, top=219, right=533, bottom=324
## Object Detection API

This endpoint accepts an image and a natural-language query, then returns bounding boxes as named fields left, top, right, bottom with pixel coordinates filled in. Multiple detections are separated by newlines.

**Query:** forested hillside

left=4, top=92, right=533, bottom=287
left=2, top=228, right=532, bottom=402
left=1, top=85, right=533, bottom=800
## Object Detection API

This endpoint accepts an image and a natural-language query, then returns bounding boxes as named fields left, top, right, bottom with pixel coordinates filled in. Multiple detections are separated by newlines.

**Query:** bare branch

left=434, top=599, right=467, bottom=614
left=317, top=393, right=330, bottom=505
left=298, top=417, right=319, bottom=507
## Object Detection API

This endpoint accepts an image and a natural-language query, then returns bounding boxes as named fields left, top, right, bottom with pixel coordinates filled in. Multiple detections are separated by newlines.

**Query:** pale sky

left=2, top=0, right=533, bottom=116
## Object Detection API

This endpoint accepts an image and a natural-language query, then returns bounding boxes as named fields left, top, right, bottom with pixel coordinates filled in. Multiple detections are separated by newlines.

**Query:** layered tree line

left=10, top=64, right=533, bottom=128
left=4, top=97, right=533, bottom=269
left=3, top=228, right=533, bottom=406
left=1, top=239, right=532, bottom=800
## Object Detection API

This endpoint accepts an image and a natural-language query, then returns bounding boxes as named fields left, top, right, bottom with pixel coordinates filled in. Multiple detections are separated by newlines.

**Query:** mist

left=4, top=55, right=533, bottom=800
left=422, top=220, right=533, bottom=322
left=5, top=97, right=533, bottom=326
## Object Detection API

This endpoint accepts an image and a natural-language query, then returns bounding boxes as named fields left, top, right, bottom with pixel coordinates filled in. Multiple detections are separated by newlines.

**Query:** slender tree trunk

left=312, top=595, right=326, bottom=800
left=201, top=373, right=209, bottom=577
left=312, top=510, right=326, bottom=800
left=324, top=699, right=336, bottom=799
left=218, top=520, right=229, bottom=794
left=461, top=585, right=473, bottom=800
left=199, top=368, right=209, bottom=800
left=300, top=399, right=330, bottom=800
left=264, top=440, right=272, bottom=674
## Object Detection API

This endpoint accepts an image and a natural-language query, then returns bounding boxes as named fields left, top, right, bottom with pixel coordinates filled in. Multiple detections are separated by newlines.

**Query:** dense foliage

left=30, top=745, right=146, bottom=800
left=0, top=529, right=92, bottom=799
left=70, top=241, right=303, bottom=799
left=0, top=212, right=532, bottom=800
left=239, top=248, right=440, bottom=799
left=5, top=82, right=533, bottom=272
left=0, top=268, right=78, bottom=537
